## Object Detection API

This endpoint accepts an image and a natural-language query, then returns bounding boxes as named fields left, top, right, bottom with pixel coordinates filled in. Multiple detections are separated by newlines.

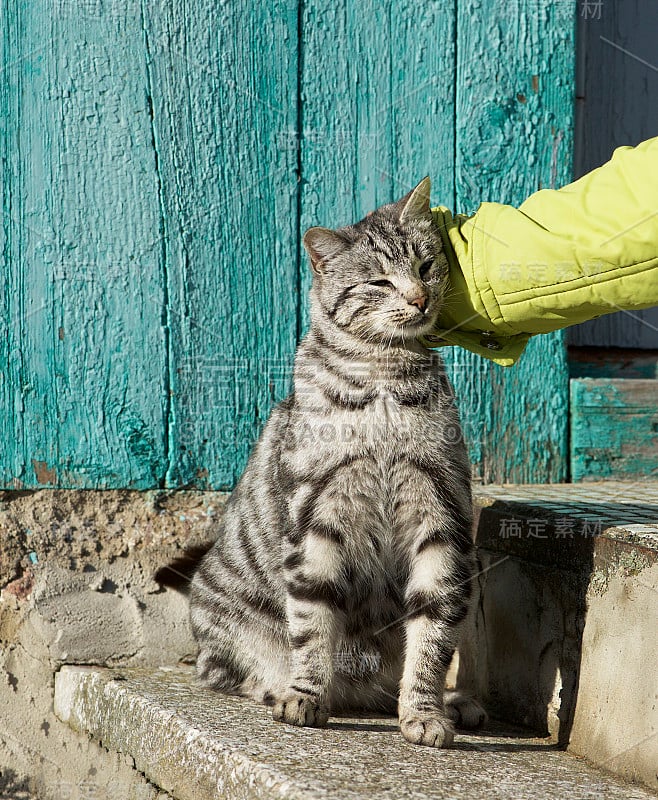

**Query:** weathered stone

left=55, top=665, right=656, bottom=800
left=0, top=621, right=169, bottom=800
left=569, top=562, right=658, bottom=788
left=2, top=485, right=657, bottom=795
left=459, top=482, right=658, bottom=789
left=0, top=489, right=228, bottom=590
left=0, top=490, right=228, bottom=798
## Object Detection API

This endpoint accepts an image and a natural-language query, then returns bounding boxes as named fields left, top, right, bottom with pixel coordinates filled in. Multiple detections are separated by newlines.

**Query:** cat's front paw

left=444, top=690, right=488, bottom=729
left=271, top=691, right=330, bottom=728
left=399, top=711, right=454, bottom=748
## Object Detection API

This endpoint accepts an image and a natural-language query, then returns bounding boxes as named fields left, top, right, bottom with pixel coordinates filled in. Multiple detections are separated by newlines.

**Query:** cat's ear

left=396, top=177, right=431, bottom=222
left=303, top=227, right=346, bottom=275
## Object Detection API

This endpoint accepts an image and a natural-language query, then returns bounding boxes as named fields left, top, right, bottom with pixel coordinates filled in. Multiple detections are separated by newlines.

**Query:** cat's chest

left=294, top=390, right=440, bottom=456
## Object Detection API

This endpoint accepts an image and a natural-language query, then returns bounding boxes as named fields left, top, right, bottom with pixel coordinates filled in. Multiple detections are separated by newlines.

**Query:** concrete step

left=54, top=665, right=656, bottom=800
left=466, top=482, right=658, bottom=788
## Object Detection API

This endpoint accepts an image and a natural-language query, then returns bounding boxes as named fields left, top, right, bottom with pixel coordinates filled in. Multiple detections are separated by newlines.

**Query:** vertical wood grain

left=1, top=0, right=578, bottom=488
left=299, top=0, right=456, bottom=327
left=0, top=2, right=19, bottom=485
left=1, top=0, right=168, bottom=488
left=142, top=0, right=300, bottom=489
left=570, top=0, right=658, bottom=349
left=450, top=0, right=576, bottom=481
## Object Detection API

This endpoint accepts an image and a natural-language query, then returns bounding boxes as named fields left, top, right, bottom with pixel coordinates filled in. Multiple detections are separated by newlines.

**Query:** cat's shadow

left=450, top=740, right=561, bottom=753
left=327, top=717, right=560, bottom=752
left=327, top=719, right=399, bottom=733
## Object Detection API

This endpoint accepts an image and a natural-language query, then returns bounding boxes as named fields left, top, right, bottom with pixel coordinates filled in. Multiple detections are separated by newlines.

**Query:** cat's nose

left=409, top=295, right=427, bottom=311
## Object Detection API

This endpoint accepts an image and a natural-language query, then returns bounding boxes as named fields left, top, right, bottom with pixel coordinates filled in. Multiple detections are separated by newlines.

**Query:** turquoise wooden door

left=0, top=0, right=575, bottom=490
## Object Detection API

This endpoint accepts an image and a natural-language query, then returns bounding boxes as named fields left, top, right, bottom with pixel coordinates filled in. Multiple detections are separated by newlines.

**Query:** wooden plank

left=450, top=0, right=576, bottom=482
left=569, top=307, right=658, bottom=350
left=574, top=0, right=658, bottom=179
left=569, top=347, right=658, bottom=380
left=570, top=379, right=658, bottom=481
left=299, top=0, right=457, bottom=329
left=0, top=0, right=578, bottom=489
left=143, top=0, right=300, bottom=489
left=570, top=0, right=658, bottom=349
left=0, top=4, right=19, bottom=486
left=0, top=1, right=168, bottom=488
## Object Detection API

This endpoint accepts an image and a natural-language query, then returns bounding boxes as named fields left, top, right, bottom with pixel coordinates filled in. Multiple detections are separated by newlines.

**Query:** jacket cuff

left=423, top=206, right=530, bottom=366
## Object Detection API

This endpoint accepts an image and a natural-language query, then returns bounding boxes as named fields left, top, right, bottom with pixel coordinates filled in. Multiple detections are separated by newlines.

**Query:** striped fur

left=190, top=178, right=485, bottom=746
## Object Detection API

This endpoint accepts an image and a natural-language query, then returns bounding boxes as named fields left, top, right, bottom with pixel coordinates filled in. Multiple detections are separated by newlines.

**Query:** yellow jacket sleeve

left=423, top=137, right=658, bottom=366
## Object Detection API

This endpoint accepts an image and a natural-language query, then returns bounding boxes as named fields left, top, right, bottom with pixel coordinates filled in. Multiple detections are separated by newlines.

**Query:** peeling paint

left=571, top=379, right=658, bottom=480
left=3, top=0, right=574, bottom=489
left=2, top=5, right=169, bottom=490
left=444, top=0, right=573, bottom=482
left=31, top=460, right=57, bottom=485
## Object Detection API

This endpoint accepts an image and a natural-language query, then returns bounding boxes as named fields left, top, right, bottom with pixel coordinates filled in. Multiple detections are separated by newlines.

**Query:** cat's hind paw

left=399, top=711, right=454, bottom=748
left=444, top=690, right=488, bottom=729
left=271, top=690, right=330, bottom=728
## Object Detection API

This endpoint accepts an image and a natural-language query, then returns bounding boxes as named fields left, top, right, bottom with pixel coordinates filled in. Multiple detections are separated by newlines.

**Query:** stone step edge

left=54, top=665, right=321, bottom=800
left=53, top=665, right=658, bottom=800
left=471, top=490, right=658, bottom=573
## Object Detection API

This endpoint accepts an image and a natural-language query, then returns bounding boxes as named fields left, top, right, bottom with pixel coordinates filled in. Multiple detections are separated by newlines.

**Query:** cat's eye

left=419, top=259, right=434, bottom=280
left=370, top=279, right=394, bottom=288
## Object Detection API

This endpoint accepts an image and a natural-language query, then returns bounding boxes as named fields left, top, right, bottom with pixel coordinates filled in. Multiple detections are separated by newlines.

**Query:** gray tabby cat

left=190, top=177, right=485, bottom=747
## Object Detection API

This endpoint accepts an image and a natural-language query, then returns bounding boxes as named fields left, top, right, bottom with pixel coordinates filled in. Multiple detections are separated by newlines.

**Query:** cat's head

left=303, top=177, right=448, bottom=343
